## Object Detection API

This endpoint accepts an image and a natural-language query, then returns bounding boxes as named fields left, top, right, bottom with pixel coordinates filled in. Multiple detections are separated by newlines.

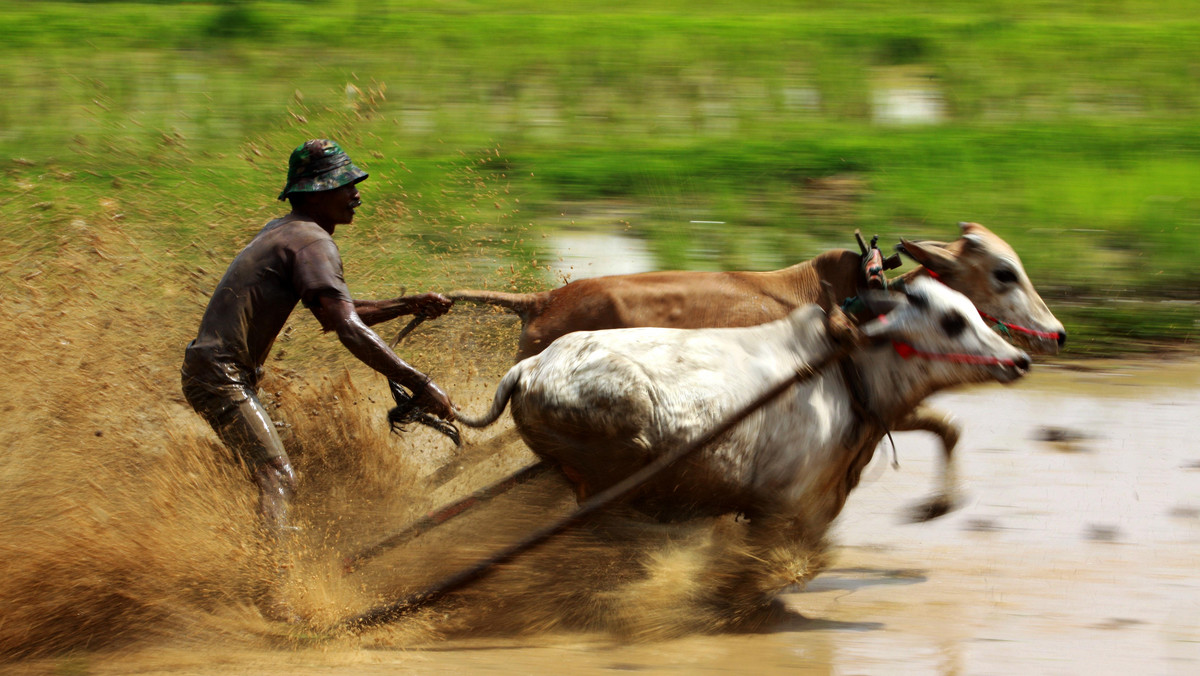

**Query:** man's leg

left=224, top=396, right=297, bottom=537
left=250, top=457, right=302, bottom=624
left=253, top=456, right=297, bottom=538
left=184, top=384, right=302, bottom=621
left=219, top=397, right=304, bottom=622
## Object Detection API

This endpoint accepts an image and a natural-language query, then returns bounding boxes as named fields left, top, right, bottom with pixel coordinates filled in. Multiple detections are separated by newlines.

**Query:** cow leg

left=706, top=511, right=831, bottom=627
left=896, top=404, right=961, bottom=522
left=559, top=463, right=592, bottom=502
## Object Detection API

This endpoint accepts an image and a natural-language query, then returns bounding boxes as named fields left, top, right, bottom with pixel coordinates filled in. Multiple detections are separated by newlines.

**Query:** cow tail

left=446, top=289, right=547, bottom=323
left=455, top=365, right=523, bottom=428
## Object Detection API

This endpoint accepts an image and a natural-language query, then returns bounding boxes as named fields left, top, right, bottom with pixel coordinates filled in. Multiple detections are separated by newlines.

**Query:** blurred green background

left=3, top=0, right=1199, bottom=354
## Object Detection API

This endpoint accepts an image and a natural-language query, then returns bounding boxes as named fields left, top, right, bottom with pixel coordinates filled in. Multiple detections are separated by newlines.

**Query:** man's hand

left=352, top=292, right=454, bottom=327
left=412, top=379, right=456, bottom=421
left=405, top=292, right=453, bottom=319
left=317, top=295, right=455, bottom=418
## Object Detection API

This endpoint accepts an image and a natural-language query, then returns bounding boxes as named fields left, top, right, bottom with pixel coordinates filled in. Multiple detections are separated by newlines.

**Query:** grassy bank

left=2, top=1, right=1199, bottom=353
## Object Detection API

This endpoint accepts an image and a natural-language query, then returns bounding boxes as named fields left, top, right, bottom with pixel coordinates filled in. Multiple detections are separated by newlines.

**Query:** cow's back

left=509, top=308, right=853, bottom=518
left=511, top=326, right=753, bottom=487
left=516, top=249, right=862, bottom=359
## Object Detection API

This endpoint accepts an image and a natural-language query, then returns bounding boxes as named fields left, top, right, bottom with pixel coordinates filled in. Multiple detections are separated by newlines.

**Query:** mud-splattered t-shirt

left=182, top=217, right=352, bottom=394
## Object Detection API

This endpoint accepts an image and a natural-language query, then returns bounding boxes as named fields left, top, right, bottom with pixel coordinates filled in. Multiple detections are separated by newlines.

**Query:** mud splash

left=0, top=292, right=805, bottom=665
left=2, top=224, right=1198, bottom=672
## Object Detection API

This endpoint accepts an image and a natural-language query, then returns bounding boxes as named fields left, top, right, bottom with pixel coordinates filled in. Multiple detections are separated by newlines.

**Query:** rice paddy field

left=1, top=1, right=1198, bottom=673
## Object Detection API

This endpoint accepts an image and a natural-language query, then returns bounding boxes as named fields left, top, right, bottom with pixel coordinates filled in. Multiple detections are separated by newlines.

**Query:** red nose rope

left=975, top=310, right=1062, bottom=340
left=891, top=340, right=1021, bottom=366
left=924, top=270, right=1061, bottom=340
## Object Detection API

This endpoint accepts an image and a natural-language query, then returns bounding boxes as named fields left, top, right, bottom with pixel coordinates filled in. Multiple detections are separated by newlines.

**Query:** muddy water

left=546, top=230, right=656, bottom=281
left=8, top=357, right=1200, bottom=674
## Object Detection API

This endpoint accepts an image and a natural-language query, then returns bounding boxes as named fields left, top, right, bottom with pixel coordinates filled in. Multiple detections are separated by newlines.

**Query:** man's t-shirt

left=182, top=217, right=352, bottom=395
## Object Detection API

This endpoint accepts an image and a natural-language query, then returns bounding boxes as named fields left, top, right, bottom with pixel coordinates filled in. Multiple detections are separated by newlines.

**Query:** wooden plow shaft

left=343, top=461, right=553, bottom=573
left=336, top=349, right=846, bottom=633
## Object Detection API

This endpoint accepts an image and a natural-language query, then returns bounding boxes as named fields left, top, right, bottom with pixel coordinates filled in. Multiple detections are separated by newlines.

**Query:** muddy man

left=181, top=139, right=455, bottom=619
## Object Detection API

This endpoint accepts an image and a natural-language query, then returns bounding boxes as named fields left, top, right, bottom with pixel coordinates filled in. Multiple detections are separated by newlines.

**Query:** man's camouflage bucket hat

left=278, top=139, right=369, bottom=200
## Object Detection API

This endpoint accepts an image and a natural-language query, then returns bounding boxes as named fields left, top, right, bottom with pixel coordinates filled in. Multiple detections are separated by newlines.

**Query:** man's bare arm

left=312, top=295, right=455, bottom=420
left=353, top=292, right=453, bottom=327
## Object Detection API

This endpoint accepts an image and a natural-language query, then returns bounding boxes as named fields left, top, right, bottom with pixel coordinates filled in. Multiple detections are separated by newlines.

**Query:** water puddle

left=872, top=68, right=945, bottom=125
left=545, top=229, right=657, bottom=281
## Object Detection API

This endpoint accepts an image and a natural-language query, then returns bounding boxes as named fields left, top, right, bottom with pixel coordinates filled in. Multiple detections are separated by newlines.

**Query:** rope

left=387, top=379, right=461, bottom=446
left=343, top=462, right=553, bottom=573
left=977, top=310, right=1062, bottom=340
left=891, top=340, right=1020, bottom=366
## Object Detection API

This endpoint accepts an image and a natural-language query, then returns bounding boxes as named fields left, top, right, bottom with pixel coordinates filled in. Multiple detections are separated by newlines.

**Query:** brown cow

left=450, top=222, right=1065, bottom=519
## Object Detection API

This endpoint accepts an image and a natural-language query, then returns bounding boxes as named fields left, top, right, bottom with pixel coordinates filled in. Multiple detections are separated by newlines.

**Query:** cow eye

left=940, top=313, right=967, bottom=337
left=993, top=267, right=1018, bottom=285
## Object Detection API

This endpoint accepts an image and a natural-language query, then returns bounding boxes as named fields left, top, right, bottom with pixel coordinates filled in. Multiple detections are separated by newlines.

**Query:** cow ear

left=897, top=237, right=961, bottom=277
left=962, top=233, right=986, bottom=250
left=958, top=221, right=997, bottom=237
left=857, top=291, right=909, bottom=341
left=959, top=222, right=999, bottom=249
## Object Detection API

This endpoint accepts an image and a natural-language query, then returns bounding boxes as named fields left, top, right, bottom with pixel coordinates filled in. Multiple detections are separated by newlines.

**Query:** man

left=181, top=139, right=455, bottom=615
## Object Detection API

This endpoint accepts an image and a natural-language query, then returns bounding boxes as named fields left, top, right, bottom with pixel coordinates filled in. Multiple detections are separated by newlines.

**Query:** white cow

left=457, top=278, right=1030, bottom=606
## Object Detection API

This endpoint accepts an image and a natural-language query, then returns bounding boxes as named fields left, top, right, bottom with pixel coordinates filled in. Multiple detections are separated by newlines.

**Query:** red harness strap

left=976, top=311, right=1062, bottom=340
left=924, top=269, right=1060, bottom=340
left=871, top=314, right=1019, bottom=365
left=892, top=340, right=1020, bottom=366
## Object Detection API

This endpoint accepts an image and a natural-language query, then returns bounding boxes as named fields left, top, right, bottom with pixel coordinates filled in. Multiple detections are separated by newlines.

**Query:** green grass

left=2, top=0, right=1199, bottom=355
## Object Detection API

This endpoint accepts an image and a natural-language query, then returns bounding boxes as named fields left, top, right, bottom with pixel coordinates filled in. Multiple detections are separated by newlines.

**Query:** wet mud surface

left=4, top=342, right=1199, bottom=674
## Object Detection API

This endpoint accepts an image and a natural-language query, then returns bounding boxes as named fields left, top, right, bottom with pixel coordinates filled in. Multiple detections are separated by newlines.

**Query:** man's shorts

left=182, top=376, right=288, bottom=468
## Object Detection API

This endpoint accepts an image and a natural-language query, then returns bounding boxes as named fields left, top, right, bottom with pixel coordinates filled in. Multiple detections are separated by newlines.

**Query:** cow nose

left=1056, top=330, right=1067, bottom=348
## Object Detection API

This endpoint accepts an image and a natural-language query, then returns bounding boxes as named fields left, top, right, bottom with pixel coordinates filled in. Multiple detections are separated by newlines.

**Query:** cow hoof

left=906, top=495, right=960, bottom=522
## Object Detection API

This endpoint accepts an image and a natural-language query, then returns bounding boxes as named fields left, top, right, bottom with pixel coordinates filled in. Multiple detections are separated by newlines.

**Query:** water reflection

left=872, top=68, right=945, bottom=125
left=872, top=86, right=945, bottom=124
left=546, top=230, right=656, bottom=281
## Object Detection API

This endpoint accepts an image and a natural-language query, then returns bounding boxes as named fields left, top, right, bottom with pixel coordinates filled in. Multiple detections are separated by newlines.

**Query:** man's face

left=304, top=182, right=362, bottom=227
